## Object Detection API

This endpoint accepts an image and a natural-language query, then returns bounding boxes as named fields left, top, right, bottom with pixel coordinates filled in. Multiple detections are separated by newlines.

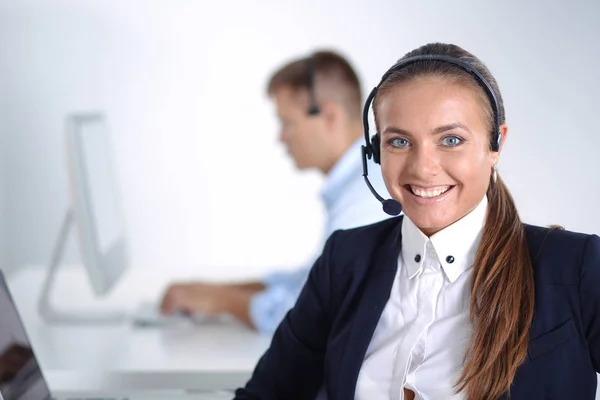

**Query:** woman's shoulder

left=331, top=215, right=403, bottom=249
left=524, top=223, right=600, bottom=282
left=524, top=223, right=598, bottom=253
left=318, top=216, right=403, bottom=312
left=322, top=216, right=403, bottom=274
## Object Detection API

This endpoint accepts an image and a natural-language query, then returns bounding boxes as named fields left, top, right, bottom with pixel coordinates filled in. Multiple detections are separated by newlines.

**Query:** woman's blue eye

left=390, top=138, right=410, bottom=148
left=442, top=136, right=462, bottom=147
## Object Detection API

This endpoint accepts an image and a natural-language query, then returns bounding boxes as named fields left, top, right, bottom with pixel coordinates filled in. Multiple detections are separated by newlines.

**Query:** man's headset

left=306, top=55, right=321, bottom=116
left=361, top=54, right=503, bottom=216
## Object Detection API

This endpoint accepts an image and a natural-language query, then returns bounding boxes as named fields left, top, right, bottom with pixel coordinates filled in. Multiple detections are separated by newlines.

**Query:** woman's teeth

left=410, top=185, right=450, bottom=198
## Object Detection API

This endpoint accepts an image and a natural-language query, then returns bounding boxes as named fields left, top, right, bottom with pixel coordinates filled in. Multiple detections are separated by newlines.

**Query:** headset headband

left=362, top=54, right=502, bottom=161
left=306, top=55, right=321, bottom=116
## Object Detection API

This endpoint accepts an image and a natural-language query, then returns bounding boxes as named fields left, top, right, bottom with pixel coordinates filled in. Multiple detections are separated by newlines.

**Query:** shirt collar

left=320, top=138, right=363, bottom=210
left=401, top=196, right=488, bottom=283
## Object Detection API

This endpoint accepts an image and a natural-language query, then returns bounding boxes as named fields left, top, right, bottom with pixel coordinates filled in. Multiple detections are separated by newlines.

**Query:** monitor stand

left=37, top=208, right=127, bottom=324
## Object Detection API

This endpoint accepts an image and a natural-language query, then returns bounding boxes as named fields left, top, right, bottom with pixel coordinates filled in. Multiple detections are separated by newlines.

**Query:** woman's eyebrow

left=432, top=122, right=471, bottom=135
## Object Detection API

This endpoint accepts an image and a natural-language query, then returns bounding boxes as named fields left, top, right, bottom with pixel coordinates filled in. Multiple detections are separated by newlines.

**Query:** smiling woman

left=234, top=43, right=600, bottom=400
left=369, top=43, right=528, bottom=400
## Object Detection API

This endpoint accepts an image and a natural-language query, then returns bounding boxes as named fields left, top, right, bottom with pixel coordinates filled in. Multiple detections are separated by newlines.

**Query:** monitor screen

left=67, top=113, right=129, bottom=296
left=78, top=119, right=126, bottom=254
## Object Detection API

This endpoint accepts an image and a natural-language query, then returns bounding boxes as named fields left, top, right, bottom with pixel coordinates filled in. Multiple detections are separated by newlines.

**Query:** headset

left=306, top=55, right=321, bottom=116
left=361, top=54, right=503, bottom=216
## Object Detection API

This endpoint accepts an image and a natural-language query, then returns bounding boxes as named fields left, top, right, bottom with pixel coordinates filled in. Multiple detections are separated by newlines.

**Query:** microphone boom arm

left=362, top=145, right=385, bottom=202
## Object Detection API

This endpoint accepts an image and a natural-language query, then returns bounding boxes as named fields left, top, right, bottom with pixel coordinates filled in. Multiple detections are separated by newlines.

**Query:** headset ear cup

left=371, top=134, right=381, bottom=164
left=307, top=105, right=320, bottom=116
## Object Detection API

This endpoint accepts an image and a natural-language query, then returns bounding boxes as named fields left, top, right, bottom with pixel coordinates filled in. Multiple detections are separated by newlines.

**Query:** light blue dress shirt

left=249, top=139, right=392, bottom=335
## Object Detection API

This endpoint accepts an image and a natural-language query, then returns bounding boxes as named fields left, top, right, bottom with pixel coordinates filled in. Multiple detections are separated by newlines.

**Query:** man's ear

left=318, top=100, right=343, bottom=130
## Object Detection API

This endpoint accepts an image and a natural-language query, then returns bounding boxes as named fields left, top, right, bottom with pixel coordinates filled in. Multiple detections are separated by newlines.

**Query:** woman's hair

left=373, top=43, right=534, bottom=400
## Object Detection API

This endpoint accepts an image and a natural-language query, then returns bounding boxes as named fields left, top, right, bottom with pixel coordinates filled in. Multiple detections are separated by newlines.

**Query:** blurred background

left=0, top=0, right=598, bottom=281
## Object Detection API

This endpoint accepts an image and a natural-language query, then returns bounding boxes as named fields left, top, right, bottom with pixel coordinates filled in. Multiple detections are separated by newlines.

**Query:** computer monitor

left=38, top=113, right=129, bottom=323
left=39, top=112, right=198, bottom=326
left=66, top=113, right=128, bottom=295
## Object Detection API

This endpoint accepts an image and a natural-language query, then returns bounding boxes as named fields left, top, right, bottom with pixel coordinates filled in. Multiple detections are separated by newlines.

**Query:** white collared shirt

left=355, top=196, right=488, bottom=400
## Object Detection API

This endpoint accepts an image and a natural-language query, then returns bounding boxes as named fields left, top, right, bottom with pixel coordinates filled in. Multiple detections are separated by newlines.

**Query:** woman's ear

left=497, top=124, right=509, bottom=153
left=491, top=123, right=509, bottom=166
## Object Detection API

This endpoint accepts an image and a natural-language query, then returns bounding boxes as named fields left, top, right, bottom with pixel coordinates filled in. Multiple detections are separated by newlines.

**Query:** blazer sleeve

left=234, top=231, right=340, bottom=400
left=579, top=234, right=600, bottom=371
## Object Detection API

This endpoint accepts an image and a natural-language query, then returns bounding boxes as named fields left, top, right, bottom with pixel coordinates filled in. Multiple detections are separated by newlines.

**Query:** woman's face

left=376, top=76, right=507, bottom=236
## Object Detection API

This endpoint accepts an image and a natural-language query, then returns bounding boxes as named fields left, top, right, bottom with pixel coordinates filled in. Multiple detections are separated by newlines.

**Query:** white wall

left=0, top=0, right=599, bottom=281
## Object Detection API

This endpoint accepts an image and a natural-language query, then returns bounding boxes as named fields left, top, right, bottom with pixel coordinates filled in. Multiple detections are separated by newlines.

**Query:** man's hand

left=159, top=281, right=266, bottom=328
left=160, top=283, right=231, bottom=316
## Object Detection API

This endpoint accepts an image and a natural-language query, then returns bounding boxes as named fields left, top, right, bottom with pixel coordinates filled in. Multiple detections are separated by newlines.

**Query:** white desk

left=7, top=265, right=600, bottom=399
left=5, top=265, right=271, bottom=394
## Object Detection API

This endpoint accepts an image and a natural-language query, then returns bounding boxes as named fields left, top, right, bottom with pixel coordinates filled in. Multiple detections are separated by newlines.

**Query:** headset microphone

left=361, top=146, right=402, bottom=216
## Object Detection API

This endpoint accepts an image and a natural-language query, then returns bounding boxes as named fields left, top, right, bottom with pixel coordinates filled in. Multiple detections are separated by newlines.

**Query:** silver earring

left=493, top=165, right=498, bottom=183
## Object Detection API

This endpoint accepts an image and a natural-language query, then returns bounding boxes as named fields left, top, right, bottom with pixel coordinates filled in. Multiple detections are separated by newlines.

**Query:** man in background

left=160, top=50, right=391, bottom=335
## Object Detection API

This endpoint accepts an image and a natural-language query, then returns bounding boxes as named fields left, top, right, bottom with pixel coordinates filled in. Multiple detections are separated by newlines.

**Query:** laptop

left=0, top=270, right=233, bottom=400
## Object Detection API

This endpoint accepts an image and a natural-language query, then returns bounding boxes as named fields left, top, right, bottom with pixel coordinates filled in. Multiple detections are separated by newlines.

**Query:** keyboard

left=131, top=302, right=237, bottom=328
left=130, top=301, right=207, bottom=327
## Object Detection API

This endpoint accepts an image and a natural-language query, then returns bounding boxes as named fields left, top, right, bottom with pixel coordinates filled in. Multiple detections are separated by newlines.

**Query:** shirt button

left=446, top=255, right=455, bottom=264
left=414, top=254, right=421, bottom=263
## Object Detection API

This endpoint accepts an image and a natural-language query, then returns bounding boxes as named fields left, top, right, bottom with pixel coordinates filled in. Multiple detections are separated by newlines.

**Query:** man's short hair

left=266, top=50, right=363, bottom=119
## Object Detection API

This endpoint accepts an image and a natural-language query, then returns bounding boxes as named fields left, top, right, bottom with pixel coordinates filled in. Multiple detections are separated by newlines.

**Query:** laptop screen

left=0, top=272, right=51, bottom=400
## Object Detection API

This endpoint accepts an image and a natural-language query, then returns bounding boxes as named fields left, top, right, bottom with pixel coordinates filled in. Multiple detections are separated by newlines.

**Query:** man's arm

left=160, top=269, right=310, bottom=333
left=231, top=282, right=266, bottom=292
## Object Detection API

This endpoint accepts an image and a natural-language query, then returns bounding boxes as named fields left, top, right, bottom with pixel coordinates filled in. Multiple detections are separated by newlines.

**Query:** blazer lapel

left=336, top=217, right=403, bottom=400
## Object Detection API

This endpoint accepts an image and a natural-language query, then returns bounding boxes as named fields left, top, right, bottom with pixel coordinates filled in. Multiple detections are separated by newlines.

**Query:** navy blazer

left=235, top=216, right=600, bottom=399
